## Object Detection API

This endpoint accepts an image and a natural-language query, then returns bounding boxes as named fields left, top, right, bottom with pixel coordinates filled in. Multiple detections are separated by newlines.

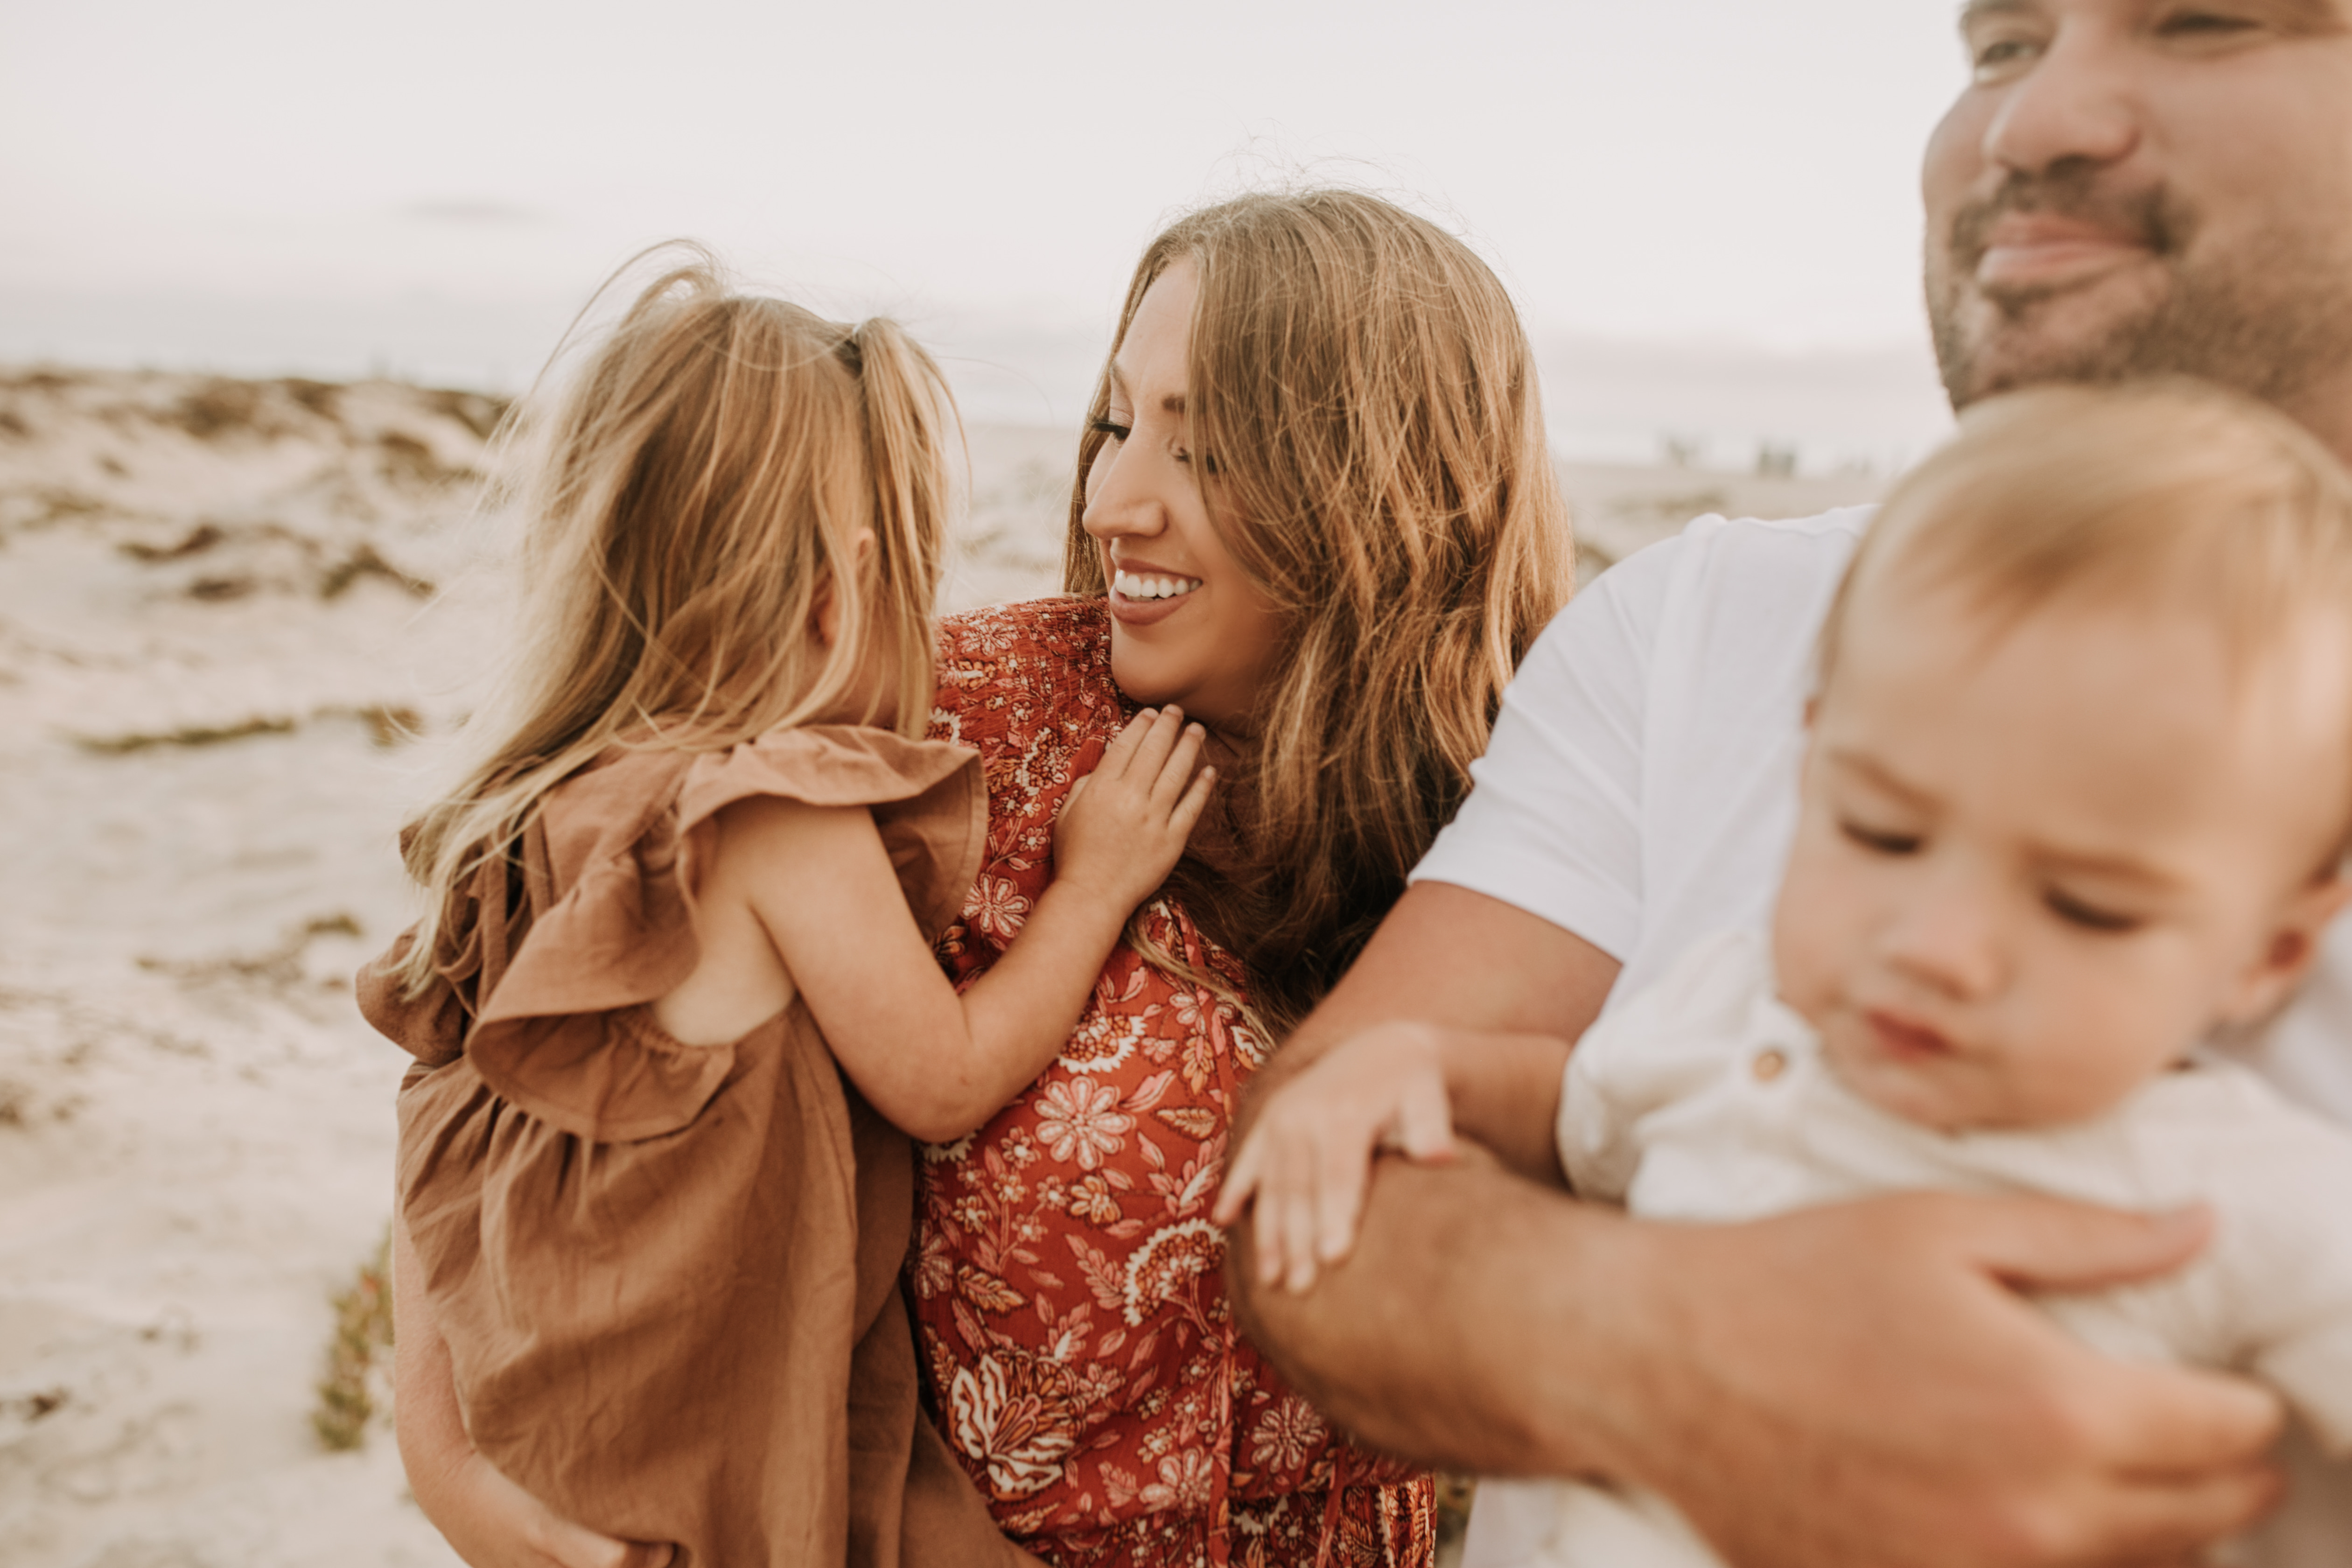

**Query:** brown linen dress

left=358, top=725, right=1028, bottom=1568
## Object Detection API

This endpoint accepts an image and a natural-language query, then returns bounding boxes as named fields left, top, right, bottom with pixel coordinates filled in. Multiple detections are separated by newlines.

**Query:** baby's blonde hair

left=1821, top=378, right=2352, bottom=863
left=1825, top=378, right=2352, bottom=685
left=393, top=245, right=955, bottom=996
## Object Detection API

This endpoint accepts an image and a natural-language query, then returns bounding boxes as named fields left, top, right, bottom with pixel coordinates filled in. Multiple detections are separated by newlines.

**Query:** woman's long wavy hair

left=392, top=245, right=956, bottom=997
left=1064, top=191, right=1576, bottom=1034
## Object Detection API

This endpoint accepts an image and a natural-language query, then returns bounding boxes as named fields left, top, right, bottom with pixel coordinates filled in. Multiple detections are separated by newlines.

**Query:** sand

left=0, top=367, right=1879, bottom=1566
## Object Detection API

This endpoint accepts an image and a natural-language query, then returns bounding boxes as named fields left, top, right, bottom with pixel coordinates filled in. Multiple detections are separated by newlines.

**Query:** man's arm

left=1230, top=882, right=2288, bottom=1567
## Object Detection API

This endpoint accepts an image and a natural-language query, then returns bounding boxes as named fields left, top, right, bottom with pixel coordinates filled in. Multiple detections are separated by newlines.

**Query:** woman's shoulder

left=932, top=596, right=1120, bottom=748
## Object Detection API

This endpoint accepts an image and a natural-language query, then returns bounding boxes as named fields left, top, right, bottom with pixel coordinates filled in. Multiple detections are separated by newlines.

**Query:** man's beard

left=1928, top=163, right=2352, bottom=414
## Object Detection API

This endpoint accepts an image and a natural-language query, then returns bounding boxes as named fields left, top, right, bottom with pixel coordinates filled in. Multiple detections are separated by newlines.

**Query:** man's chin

left=1934, top=276, right=2175, bottom=409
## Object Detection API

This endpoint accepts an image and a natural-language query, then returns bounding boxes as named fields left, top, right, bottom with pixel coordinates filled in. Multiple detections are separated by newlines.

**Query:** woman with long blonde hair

left=407, top=191, right=1572, bottom=1568
left=902, top=189, right=1571, bottom=1566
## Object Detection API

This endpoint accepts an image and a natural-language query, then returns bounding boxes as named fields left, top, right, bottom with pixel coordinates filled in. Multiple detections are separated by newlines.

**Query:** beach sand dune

left=0, top=367, right=1876, bottom=1565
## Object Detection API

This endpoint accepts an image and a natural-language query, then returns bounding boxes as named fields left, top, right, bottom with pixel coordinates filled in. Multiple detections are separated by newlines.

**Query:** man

left=1230, top=3, right=2352, bottom=1564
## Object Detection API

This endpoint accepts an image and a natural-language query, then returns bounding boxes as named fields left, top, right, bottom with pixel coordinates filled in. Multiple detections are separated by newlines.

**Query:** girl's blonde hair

left=394, top=246, right=955, bottom=996
left=1066, top=190, right=1576, bottom=1031
left=1822, top=378, right=2352, bottom=688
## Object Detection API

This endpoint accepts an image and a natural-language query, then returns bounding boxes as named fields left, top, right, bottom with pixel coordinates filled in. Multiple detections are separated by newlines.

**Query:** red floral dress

left=917, top=598, right=1435, bottom=1568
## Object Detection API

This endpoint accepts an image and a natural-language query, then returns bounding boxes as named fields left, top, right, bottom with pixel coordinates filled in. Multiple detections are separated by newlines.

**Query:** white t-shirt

left=1413, top=509, right=2352, bottom=1567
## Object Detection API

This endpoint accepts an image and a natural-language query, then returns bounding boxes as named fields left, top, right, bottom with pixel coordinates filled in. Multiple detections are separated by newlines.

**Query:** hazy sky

left=2, top=0, right=1972, bottom=453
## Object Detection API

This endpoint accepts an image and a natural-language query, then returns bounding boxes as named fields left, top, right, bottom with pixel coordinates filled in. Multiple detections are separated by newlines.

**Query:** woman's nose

left=1080, top=445, right=1167, bottom=543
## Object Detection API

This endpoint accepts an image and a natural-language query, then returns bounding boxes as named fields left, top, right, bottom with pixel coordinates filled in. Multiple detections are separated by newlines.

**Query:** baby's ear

left=2222, top=871, right=2352, bottom=1025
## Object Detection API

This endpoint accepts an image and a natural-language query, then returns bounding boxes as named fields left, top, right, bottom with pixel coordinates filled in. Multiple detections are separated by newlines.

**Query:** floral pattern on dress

left=921, top=598, right=1434, bottom=1568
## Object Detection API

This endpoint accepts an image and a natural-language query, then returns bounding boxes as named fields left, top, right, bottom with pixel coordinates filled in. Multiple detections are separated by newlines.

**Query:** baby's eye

left=1091, top=417, right=1132, bottom=443
left=1840, top=818, right=1922, bottom=856
left=2044, top=887, right=2142, bottom=934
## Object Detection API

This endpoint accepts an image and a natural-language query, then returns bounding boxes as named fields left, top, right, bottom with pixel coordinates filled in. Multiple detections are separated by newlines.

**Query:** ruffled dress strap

left=360, top=723, right=1010, bottom=1568
left=362, top=725, right=983, bottom=1142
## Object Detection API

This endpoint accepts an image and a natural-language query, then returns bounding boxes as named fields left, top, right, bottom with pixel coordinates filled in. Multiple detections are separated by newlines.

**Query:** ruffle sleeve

left=371, top=723, right=1015, bottom=1568
left=359, top=725, right=984, bottom=1141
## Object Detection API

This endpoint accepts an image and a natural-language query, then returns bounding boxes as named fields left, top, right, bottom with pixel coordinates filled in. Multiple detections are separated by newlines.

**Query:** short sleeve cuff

left=1411, top=811, right=1640, bottom=962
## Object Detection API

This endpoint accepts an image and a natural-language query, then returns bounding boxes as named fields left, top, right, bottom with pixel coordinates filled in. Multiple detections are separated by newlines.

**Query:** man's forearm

left=1229, top=1147, right=1643, bottom=1476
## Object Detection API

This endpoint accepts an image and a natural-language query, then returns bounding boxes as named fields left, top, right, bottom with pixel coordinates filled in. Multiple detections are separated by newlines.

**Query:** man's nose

left=1981, top=20, right=2141, bottom=176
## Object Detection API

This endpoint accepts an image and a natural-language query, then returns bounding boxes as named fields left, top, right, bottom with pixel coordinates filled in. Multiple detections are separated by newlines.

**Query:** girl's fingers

left=1098, top=709, right=1158, bottom=779
left=1150, top=724, right=1208, bottom=811
left=1127, top=704, right=1186, bottom=779
left=1169, top=766, right=1216, bottom=838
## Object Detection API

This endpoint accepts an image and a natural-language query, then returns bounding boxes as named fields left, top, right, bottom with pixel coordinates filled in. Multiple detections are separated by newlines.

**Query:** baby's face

left=1775, top=583, right=2352, bottom=1132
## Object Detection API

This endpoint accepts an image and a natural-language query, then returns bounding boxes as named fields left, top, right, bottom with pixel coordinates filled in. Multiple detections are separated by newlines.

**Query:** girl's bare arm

left=734, top=707, right=1211, bottom=1143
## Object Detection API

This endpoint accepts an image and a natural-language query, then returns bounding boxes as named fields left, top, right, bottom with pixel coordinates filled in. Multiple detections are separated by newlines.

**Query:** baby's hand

left=1213, top=1021, right=1458, bottom=1293
left=1052, top=706, right=1214, bottom=915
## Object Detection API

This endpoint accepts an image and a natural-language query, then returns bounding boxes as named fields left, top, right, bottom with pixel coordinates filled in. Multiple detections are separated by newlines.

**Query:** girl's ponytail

left=388, top=248, right=960, bottom=1001
left=843, top=316, right=960, bottom=744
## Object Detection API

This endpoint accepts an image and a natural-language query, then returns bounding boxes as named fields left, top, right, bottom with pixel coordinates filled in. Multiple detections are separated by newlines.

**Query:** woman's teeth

left=1113, top=569, right=1204, bottom=601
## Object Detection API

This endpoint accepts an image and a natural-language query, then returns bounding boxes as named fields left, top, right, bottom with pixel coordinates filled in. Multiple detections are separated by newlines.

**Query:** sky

left=1, top=0, right=1974, bottom=465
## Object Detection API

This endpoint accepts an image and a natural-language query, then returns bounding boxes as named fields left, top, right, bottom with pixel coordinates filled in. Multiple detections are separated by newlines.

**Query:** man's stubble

left=1928, top=162, right=2352, bottom=421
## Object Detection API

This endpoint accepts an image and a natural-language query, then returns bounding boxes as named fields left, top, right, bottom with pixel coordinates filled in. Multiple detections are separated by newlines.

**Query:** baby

left=1219, top=378, right=2352, bottom=1566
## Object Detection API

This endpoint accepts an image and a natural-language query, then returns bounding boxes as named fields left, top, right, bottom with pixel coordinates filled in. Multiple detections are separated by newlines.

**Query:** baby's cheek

left=2010, top=973, right=2189, bottom=1121
left=1770, top=827, right=1869, bottom=1025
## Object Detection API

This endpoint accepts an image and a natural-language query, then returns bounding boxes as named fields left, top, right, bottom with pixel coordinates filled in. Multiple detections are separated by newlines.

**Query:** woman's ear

left=2220, top=871, right=2352, bottom=1025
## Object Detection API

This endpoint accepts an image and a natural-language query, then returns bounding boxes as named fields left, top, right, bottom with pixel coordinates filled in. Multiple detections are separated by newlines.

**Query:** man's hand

left=1226, top=883, right=2284, bottom=1568
left=1234, top=1154, right=2285, bottom=1568
left=1605, top=1192, right=2284, bottom=1567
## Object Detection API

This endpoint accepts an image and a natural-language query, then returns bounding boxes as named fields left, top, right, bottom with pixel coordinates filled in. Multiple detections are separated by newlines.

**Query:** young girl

left=1220, top=379, right=2352, bottom=1567
left=358, top=253, right=1214, bottom=1568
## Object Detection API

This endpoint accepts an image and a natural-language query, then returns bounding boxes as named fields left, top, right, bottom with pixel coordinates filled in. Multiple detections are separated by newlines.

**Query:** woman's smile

left=1081, top=258, right=1288, bottom=728
left=1107, top=559, right=1207, bottom=623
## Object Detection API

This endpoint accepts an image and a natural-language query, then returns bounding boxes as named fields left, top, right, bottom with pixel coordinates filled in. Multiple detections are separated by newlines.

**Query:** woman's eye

left=1840, top=819, right=1923, bottom=856
left=2044, top=888, right=2142, bottom=934
left=1091, top=417, right=1131, bottom=443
